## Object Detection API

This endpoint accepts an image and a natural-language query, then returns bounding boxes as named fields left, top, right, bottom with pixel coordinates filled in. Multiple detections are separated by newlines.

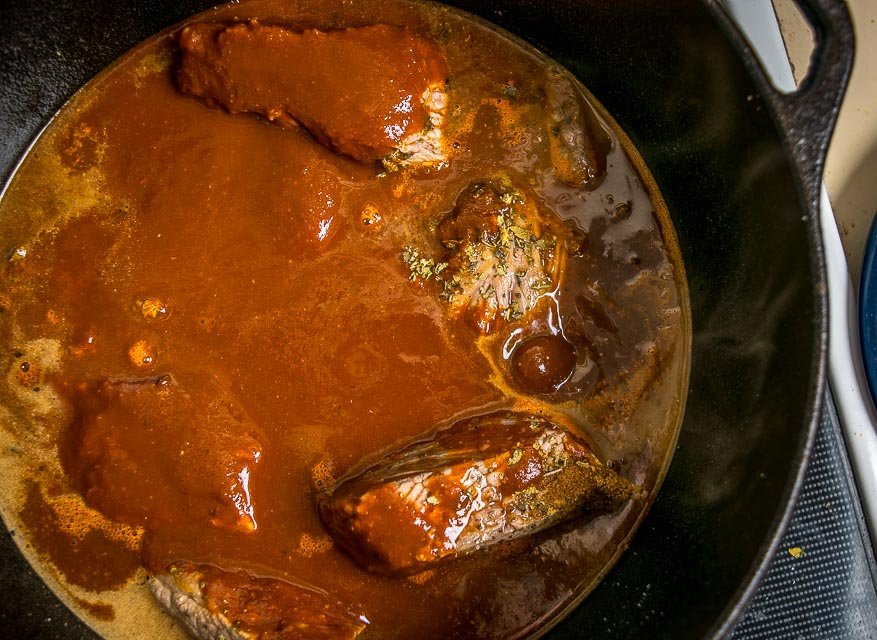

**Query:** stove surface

left=732, top=392, right=877, bottom=639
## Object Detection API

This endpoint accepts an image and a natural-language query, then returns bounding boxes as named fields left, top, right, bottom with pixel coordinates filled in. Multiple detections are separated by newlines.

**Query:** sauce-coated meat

left=61, top=374, right=263, bottom=533
left=318, top=411, right=637, bottom=574
left=178, top=21, right=448, bottom=166
left=404, top=179, right=562, bottom=335
left=545, top=66, right=612, bottom=190
left=150, top=562, right=366, bottom=640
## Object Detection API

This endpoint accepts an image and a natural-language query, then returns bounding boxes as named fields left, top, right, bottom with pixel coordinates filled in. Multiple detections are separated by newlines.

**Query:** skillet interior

left=0, top=0, right=825, bottom=638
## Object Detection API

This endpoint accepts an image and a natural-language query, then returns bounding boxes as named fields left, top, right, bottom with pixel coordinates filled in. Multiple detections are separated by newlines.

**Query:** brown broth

left=0, top=0, right=690, bottom=638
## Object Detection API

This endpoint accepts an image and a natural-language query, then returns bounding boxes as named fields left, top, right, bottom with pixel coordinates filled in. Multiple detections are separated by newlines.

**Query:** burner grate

left=732, top=391, right=877, bottom=639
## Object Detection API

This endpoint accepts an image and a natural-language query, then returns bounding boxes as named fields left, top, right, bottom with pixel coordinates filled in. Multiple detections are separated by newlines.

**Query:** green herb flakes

left=402, top=246, right=447, bottom=282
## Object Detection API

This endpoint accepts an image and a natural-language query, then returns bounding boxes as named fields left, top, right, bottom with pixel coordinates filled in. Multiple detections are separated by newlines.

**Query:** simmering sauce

left=0, top=0, right=690, bottom=638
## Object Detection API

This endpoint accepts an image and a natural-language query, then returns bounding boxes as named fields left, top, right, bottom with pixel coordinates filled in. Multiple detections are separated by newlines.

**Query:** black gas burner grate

left=732, top=392, right=877, bottom=639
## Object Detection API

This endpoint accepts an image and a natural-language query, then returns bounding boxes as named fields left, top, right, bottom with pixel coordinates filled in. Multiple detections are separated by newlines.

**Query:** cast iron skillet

left=0, top=0, right=853, bottom=637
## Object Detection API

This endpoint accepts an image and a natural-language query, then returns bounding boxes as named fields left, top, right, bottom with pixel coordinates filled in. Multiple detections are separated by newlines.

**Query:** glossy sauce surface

left=0, top=1, right=689, bottom=638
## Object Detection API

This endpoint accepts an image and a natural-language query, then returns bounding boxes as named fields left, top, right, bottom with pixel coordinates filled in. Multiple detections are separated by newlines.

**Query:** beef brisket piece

left=545, top=66, right=612, bottom=190
left=318, top=410, right=637, bottom=574
left=62, top=373, right=263, bottom=533
left=403, top=178, right=563, bottom=335
left=150, top=561, right=367, bottom=640
left=177, top=21, right=448, bottom=168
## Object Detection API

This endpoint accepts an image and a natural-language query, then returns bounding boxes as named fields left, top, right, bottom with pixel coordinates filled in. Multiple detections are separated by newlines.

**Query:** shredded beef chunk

left=177, top=21, right=448, bottom=168
left=404, top=179, right=562, bottom=334
left=150, top=562, right=367, bottom=640
left=62, top=373, right=262, bottom=533
left=318, top=411, right=637, bottom=574
left=545, top=66, right=612, bottom=190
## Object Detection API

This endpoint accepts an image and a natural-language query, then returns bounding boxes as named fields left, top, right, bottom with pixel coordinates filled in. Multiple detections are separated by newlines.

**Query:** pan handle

left=711, top=0, right=854, bottom=208
left=771, top=0, right=854, bottom=204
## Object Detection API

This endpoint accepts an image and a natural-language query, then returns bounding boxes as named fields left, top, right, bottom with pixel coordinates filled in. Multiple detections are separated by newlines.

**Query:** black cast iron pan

left=0, top=0, right=854, bottom=637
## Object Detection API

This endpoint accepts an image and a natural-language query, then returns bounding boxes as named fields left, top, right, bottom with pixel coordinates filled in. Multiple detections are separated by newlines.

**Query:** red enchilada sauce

left=0, top=0, right=689, bottom=638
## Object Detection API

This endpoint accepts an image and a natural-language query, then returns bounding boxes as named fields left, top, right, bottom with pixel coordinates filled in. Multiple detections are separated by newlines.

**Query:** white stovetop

left=726, top=0, right=877, bottom=543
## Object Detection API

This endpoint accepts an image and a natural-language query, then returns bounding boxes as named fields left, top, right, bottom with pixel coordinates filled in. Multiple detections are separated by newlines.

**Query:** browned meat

left=318, top=411, right=637, bottom=574
left=545, top=66, right=612, bottom=190
left=149, top=561, right=367, bottom=640
left=177, top=21, right=448, bottom=167
left=61, top=373, right=263, bottom=533
left=402, top=179, right=563, bottom=334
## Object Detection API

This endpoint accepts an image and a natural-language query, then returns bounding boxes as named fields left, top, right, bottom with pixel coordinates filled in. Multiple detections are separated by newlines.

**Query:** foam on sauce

left=0, top=1, right=690, bottom=638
